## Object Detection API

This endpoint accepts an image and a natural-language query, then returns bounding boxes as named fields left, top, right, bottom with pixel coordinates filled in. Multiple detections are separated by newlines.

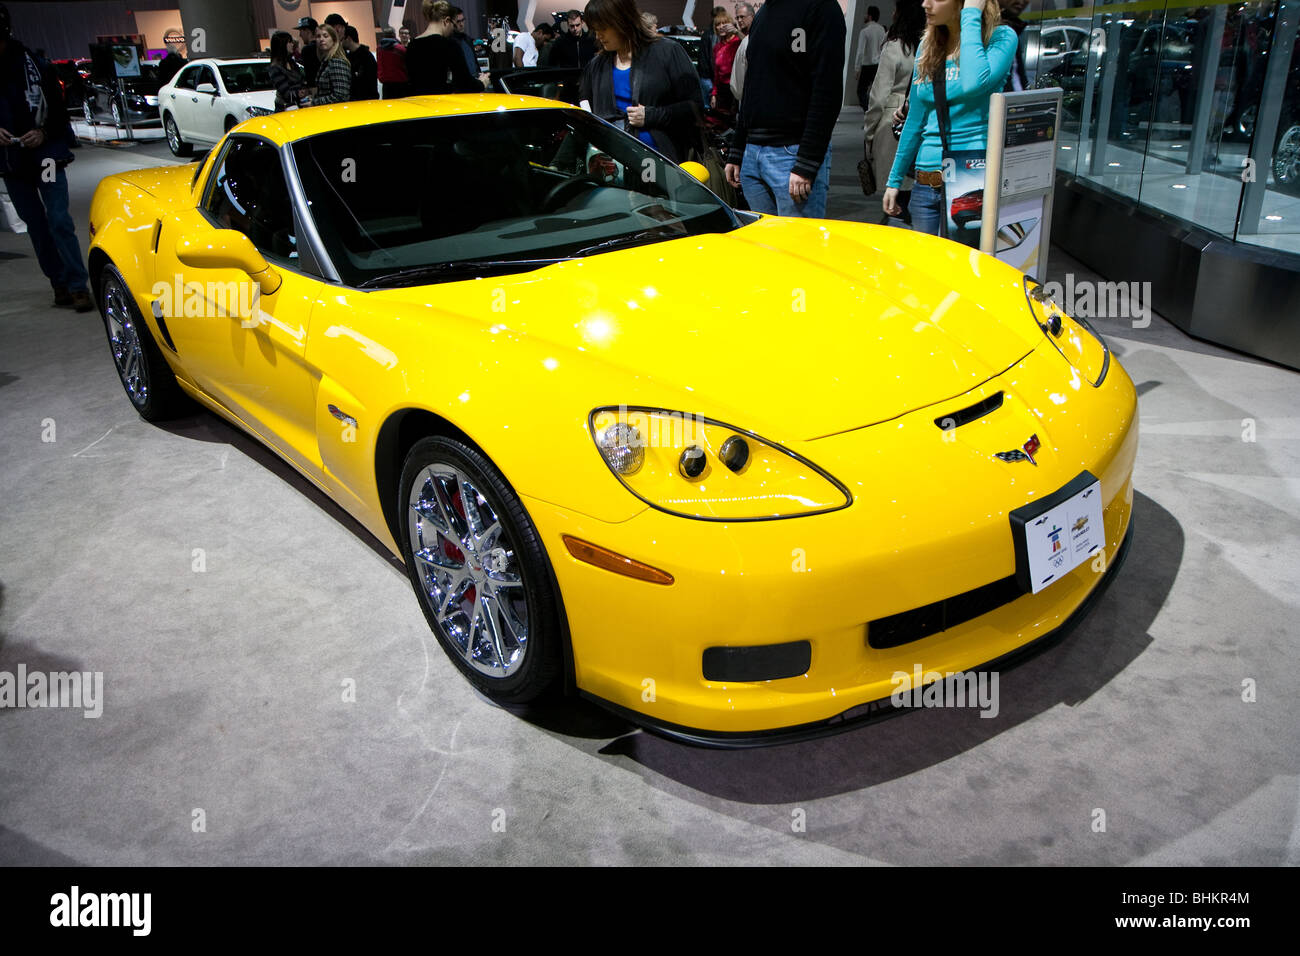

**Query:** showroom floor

left=1, top=111, right=1298, bottom=865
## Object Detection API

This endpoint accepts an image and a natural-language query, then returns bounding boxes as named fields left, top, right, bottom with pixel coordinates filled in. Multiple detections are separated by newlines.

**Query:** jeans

left=739, top=144, right=832, bottom=218
left=4, top=169, right=89, bottom=292
left=909, top=181, right=944, bottom=237
left=699, top=77, right=713, bottom=109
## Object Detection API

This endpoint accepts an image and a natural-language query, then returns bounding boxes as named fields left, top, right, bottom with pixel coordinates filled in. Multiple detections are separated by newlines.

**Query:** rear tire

left=398, top=436, right=562, bottom=704
left=99, top=264, right=191, bottom=421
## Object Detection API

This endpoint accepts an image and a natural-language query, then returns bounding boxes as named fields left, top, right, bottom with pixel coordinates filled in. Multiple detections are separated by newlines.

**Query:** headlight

left=1024, top=276, right=1110, bottom=386
left=589, top=407, right=851, bottom=520
left=245, top=105, right=273, bottom=117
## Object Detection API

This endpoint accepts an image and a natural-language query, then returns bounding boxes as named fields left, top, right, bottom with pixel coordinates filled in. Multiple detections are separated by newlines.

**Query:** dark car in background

left=83, top=61, right=163, bottom=127
left=52, top=58, right=91, bottom=112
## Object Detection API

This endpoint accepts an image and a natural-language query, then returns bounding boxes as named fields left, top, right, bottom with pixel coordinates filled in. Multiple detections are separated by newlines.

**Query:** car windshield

left=292, top=109, right=738, bottom=287
left=219, top=63, right=273, bottom=93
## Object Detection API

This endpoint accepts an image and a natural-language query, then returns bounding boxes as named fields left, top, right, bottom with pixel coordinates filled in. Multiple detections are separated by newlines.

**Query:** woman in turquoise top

left=882, top=0, right=1017, bottom=236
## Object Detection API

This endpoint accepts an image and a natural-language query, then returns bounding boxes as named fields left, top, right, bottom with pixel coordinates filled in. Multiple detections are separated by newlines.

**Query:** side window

left=197, top=66, right=217, bottom=91
left=203, top=137, right=297, bottom=266
left=175, top=66, right=197, bottom=90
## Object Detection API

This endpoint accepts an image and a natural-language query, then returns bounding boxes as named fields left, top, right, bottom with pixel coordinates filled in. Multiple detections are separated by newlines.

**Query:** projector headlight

left=1024, top=275, right=1110, bottom=386
left=589, top=407, right=850, bottom=520
left=245, top=105, right=273, bottom=117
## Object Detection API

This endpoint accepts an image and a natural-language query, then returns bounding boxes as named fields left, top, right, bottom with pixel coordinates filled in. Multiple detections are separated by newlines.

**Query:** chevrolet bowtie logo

left=995, top=434, right=1041, bottom=465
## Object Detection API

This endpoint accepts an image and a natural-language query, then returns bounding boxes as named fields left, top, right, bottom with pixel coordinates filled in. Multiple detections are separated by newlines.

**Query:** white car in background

left=158, top=58, right=276, bottom=156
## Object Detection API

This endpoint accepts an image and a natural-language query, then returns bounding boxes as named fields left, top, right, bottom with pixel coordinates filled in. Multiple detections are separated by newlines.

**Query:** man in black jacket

left=723, top=0, right=844, bottom=217
left=343, top=26, right=378, bottom=100
left=0, top=3, right=91, bottom=310
left=156, top=39, right=185, bottom=86
left=552, top=10, right=598, bottom=69
left=296, top=16, right=320, bottom=87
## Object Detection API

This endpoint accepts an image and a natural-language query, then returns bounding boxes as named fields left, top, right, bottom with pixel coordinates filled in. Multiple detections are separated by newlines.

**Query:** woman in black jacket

left=406, top=0, right=489, bottom=94
left=268, top=31, right=305, bottom=111
left=579, top=0, right=701, bottom=162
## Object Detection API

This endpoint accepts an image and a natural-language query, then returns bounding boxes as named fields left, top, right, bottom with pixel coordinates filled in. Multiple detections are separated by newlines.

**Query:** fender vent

left=935, top=391, right=1004, bottom=431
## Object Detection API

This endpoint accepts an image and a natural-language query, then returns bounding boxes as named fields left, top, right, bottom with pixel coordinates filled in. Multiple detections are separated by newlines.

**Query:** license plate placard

left=1010, top=471, right=1106, bottom=594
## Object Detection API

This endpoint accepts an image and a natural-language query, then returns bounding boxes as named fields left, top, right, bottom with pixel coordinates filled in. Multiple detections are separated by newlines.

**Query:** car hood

left=387, top=218, right=1042, bottom=440
left=223, top=89, right=276, bottom=111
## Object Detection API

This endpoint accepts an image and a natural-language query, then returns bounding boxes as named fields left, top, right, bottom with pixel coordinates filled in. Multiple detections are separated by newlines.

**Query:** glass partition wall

left=1029, top=0, right=1300, bottom=255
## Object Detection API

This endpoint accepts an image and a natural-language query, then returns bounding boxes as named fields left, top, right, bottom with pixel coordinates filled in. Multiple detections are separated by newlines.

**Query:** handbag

left=933, top=62, right=986, bottom=246
left=857, top=132, right=877, bottom=196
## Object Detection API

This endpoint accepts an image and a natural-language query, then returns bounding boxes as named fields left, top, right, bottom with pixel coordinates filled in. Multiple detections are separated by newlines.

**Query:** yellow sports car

left=87, top=96, right=1137, bottom=745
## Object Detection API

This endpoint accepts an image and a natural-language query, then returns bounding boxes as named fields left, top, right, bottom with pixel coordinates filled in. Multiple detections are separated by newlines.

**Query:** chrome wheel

left=1274, top=124, right=1300, bottom=188
left=407, top=463, right=529, bottom=678
left=103, top=275, right=148, bottom=407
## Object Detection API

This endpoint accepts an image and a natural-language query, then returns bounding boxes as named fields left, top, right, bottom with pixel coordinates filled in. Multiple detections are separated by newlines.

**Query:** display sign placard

left=980, top=89, right=1063, bottom=281
left=112, top=45, right=141, bottom=78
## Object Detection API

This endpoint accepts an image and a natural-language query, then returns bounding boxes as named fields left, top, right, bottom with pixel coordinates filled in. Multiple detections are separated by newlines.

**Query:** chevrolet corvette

left=87, top=95, right=1137, bottom=745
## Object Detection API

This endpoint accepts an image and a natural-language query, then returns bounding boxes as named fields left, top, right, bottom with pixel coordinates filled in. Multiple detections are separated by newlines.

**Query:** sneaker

left=53, top=287, right=73, bottom=308
left=71, top=290, right=94, bottom=313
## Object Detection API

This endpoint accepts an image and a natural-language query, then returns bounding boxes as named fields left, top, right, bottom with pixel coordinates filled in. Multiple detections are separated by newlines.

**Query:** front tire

left=398, top=436, right=562, bottom=704
left=164, top=113, right=192, bottom=157
left=99, top=265, right=190, bottom=421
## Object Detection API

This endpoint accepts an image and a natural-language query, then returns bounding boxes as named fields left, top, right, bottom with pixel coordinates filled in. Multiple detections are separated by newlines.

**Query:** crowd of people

left=0, top=0, right=1023, bottom=313
left=244, top=0, right=1019, bottom=230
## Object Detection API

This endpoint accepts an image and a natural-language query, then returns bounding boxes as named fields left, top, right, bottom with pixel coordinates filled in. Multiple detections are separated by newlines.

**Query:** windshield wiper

left=357, top=257, right=568, bottom=289
left=571, top=229, right=684, bottom=257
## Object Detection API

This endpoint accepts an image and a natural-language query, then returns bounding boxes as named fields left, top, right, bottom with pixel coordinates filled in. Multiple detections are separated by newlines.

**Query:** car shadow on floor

left=139, top=402, right=1185, bottom=783
left=562, top=489, right=1182, bottom=803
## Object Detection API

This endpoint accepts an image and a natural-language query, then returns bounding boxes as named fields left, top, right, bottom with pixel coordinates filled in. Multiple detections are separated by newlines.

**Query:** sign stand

left=111, top=43, right=141, bottom=142
left=980, top=88, right=1063, bottom=281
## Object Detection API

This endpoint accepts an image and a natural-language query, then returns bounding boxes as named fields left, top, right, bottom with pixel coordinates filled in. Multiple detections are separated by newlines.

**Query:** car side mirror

left=176, top=229, right=282, bottom=295
left=679, top=161, right=709, bottom=184
left=196, top=82, right=217, bottom=95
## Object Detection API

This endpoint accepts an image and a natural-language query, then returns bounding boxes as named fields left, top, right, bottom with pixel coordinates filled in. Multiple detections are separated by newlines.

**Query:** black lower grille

left=868, top=576, right=1024, bottom=649
left=703, top=641, right=812, bottom=682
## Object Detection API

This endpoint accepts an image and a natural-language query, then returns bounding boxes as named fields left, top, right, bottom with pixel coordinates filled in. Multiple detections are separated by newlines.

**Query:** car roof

left=183, top=58, right=269, bottom=67
left=234, top=94, right=580, bottom=144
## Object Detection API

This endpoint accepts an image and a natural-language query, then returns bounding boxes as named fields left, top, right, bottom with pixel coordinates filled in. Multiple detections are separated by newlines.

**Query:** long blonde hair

left=915, top=0, right=1001, bottom=84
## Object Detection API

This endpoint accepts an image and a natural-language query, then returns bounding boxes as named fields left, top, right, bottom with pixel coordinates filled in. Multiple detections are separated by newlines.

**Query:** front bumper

left=527, top=343, right=1139, bottom=738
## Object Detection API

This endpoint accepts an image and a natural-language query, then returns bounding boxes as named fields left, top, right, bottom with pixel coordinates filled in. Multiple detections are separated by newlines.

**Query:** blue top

left=886, top=9, right=1018, bottom=189
left=612, top=64, right=656, bottom=147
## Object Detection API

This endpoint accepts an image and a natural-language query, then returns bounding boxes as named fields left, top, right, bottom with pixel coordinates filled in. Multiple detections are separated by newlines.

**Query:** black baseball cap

left=295, top=17, right=317, bottom=30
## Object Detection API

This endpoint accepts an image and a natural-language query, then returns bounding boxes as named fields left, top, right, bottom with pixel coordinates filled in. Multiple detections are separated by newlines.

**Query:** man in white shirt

left=854, top=6, right=886, bottom=108
left=513, top=27, right=538, bottom=68
left=729, top=2, right=755, bottom=102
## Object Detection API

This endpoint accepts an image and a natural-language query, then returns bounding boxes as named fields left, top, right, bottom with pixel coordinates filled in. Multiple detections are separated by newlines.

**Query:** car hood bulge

left=397, top=219, right=1042, bottom=439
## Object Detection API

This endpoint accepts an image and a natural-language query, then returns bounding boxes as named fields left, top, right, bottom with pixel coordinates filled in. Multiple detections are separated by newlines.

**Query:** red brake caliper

left=444, top=485, right=474, bottom=609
